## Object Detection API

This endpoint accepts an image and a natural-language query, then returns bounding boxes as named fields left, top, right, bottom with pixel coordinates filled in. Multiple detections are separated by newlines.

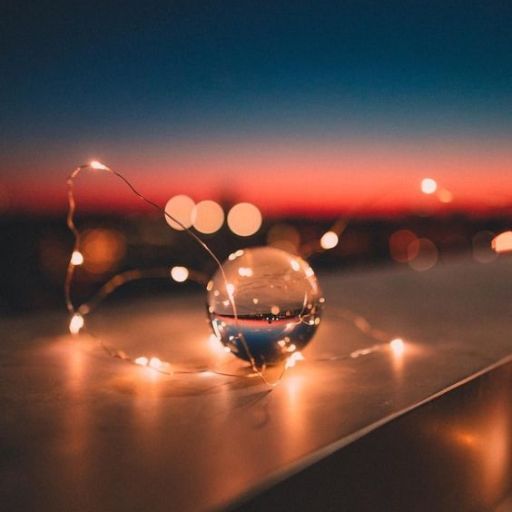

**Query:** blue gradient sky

left=1, top=1, right=511, bottom=214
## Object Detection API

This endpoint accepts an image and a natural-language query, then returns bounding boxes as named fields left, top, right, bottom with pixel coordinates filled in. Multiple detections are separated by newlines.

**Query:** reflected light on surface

left=421, top=177, right=438, bottom=194
left=408, top=238, right=438, bottom=271
left=282, top=370, right=308, bottom=456
left=70, top=250, right=84, bottom=266
left=149, top=357, right=162, bottom=369
left=492, top=231, right=512, bottom=254
left=69, top=313, right=85, bottom=334
left=390, top=338, right=405, bottom=356
left=170, top=266, right=189, bottom=282
left=207, top=334, right=229, bottom=357
left=148, top=357, right=171, bottom=373
left=350, top=344, right=380, bottom=358
left=320, top=231, right=339, bottom=250
left=62, top=337, right=92, bottom=482
left=454, top=430, right=478, bottom=447
left=284, top=373, right=305, bottom=414
left=227, top=202, right=262, bottom=236
left=482, top=406, right=510, bottom=502
left=164, top=195, right=196, bottom=231
left=450, top=405, right=510, bottom=504
left=389, top=338, right=406, bottom=378
left=82, top=228, right=126, bottom=274
left=193, top=200, right=224, bottom=234
left=285, top=351, right=304, bottom=369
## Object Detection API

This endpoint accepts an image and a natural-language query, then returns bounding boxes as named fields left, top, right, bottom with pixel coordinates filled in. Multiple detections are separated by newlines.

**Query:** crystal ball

left=207, top=247, right=324, bottom=365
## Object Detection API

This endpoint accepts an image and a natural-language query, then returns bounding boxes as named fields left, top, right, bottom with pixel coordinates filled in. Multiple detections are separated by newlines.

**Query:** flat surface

left=1, top=258, right=511, bottom=511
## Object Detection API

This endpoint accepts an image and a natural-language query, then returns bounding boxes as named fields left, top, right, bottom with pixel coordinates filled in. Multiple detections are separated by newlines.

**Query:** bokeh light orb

left=227, top=202, right=262, bottom=236
left=420, top=177, right=438, bottom=195
left=170, top=266, right=189, bottom=282
left=81, top=228, right=126, bottom=274
left=320, top=231, right=339, bottom=250
left=193, top=200, right=224, bottom=234
left=207, top=247, right=324, bottom=365
left=389, top=229, right=418, bottom=263
left=492, top=231, right=512, bottom=254
left=164, top=195, right=195, bottom=230
left=408, top=238, right=438, bottom=271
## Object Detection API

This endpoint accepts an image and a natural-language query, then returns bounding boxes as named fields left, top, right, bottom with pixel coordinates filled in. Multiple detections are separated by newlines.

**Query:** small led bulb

left=69, top=313, right=84, bottom=334
left=70, top=250, right=84, bottom=266
left=89, top=160, right=110, bottom=171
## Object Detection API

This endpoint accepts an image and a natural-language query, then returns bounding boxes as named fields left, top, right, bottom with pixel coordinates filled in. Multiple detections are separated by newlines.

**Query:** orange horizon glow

left=2, top=139, right=511, bottom=217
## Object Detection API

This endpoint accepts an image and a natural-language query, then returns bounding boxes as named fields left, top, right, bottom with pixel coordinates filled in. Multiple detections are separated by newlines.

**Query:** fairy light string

left=66, top=162, right=484, bottom=386
left=65, top=162, right=289, bottom=387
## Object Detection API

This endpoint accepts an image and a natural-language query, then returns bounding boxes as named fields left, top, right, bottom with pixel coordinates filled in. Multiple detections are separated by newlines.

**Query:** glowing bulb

left=421, top=178, right=438, bottom=195
left=227, top=203, right=262, bottom=237
left=492, top=231, right=512, bottom=253
left=170, top=266, right=189, bottom=282
left=70, top=250, right=84, bottom=266
left=134, top=356, right=149, bottom=366
left=390, top=338, right=405, bottom=356
left=89, top=160, right=109, bottom=171
left=193, top=200, right=224, bottom=234
left=69, top=313, right=84, bottom=334
left=320, top=231, right=339, bottom=250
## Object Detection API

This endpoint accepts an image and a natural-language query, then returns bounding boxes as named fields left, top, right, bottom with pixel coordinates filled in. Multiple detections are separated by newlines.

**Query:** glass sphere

left=207, top=247, right=324, bottom=365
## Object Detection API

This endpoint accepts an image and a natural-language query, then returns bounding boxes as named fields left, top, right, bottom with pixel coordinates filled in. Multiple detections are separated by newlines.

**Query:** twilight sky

left=1, top=0, right=511, bottom=215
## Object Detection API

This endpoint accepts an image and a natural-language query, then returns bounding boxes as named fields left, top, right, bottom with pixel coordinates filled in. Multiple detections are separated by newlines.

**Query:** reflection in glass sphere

left=207, top=247, right=324, bottom=365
